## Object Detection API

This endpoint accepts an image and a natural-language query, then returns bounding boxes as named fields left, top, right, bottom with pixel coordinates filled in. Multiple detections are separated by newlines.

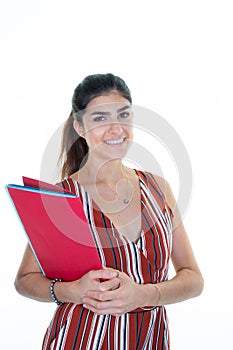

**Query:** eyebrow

left=90, top=105, right=131, bottom=116
left=117, top=105, right=131, bottom=113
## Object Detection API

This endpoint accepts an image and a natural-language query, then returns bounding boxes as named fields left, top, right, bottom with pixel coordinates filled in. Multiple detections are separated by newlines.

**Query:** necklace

left=122, top=169, right=131, bottom=205
left=80, top=166, right=132, bottom=208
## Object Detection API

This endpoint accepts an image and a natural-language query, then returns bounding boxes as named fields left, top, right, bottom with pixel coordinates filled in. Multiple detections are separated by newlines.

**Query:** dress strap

left=56, top=178, right=79, bottom=195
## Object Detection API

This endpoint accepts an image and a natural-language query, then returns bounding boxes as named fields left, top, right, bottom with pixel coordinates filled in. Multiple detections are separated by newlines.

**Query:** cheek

left=84, top=127, right=105, bottom=146
left=127, top=125, right=134, bottom=138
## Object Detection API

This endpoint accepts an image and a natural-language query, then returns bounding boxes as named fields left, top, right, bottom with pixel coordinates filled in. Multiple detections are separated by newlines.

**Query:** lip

left=104, top=137, right=126, bottom=145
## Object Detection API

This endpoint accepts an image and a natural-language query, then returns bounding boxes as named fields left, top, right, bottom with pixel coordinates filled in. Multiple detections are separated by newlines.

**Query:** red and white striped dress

left=42, top=170, right=173, bottom=350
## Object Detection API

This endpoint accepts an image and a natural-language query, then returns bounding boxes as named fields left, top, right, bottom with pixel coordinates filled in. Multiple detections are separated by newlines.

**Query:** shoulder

left=150, top=174, right=177, bottom=214
left=151, top=173, right=182, bottom=228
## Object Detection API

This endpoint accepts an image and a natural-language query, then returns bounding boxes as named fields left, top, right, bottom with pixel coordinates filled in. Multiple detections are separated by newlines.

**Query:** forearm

left=14, top=272, right=82, bottom=304
left=14, top=268, right=119, bottom=305
left=15, top=272, right=53, bottom=302
left=143, top=268, right=204, bottom=307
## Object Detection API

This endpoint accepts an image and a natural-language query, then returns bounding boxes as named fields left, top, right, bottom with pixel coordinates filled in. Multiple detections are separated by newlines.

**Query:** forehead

left=84, top=92, right=130, bottom=114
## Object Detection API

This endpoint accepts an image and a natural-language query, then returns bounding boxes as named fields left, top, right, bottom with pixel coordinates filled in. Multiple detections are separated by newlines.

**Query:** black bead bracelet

left=50, top=278, right=63, bottom=305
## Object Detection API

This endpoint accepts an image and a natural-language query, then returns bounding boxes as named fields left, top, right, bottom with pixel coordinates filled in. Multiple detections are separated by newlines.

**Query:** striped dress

left=42, top=170, right=173, bottom=350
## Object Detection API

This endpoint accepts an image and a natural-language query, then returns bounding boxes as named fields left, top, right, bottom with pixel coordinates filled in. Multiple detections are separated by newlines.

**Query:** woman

left=15, top=73, right=204, bottom=349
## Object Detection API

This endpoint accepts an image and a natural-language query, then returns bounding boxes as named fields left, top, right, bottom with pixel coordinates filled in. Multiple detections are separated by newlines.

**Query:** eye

left=118, top=112, right=130, bottom=119
left=93, top=115, right=107, bottom=122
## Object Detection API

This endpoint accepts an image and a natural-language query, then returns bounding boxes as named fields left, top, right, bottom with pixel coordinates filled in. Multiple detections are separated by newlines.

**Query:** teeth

left=105, top=138, right=124, bottom=145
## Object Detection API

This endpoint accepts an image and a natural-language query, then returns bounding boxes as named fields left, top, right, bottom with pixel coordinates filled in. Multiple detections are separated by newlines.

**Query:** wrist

left=50, top=278, right=63, bottom=305
left=54, top=280, right=83, bottom=305
left=140, top=283, right=162, bottom=309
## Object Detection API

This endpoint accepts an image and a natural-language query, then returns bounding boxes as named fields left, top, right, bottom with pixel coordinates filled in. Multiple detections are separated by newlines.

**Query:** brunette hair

left=59, top=73, right=132, bottom=179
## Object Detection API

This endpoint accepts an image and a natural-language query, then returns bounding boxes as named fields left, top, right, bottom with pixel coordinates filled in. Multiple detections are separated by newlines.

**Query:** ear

left=73, top=120, right=85, bottom=138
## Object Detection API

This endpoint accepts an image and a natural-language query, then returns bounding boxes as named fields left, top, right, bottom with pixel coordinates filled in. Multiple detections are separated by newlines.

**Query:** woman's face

left=74, top=91, right=133, bottom=162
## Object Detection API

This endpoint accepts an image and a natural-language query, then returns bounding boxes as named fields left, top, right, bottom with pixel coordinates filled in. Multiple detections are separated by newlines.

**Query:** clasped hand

left=76, top=268, right=145, bottom=316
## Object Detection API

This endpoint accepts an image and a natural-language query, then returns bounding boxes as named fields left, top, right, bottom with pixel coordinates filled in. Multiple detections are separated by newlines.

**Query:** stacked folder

left=6, top=177, right=102, bottom=281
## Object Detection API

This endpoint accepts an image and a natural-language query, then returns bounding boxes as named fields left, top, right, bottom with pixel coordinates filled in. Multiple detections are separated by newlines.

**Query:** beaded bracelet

left=140, top=284, right=162, bottom=311
left=50, top=278, right=63, bottom=305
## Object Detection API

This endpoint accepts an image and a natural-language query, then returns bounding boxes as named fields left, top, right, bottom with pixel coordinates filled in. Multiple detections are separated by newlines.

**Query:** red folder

left=6, top=177, right=103, bottom=281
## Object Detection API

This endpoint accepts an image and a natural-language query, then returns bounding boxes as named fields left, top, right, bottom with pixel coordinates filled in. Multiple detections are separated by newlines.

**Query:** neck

left=78, top=159, right=130, bottom=186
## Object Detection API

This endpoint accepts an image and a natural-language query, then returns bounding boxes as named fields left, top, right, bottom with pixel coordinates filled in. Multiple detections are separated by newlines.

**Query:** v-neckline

left=75, top=169, right=146, bottom=246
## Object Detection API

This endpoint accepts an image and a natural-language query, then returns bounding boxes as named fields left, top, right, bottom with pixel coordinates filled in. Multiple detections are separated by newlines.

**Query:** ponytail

left=58, top=112, right=88, bottom=179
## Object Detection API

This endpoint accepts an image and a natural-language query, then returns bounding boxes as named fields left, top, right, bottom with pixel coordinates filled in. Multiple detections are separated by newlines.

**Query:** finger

left=83, top=293, right=127, bottom=316
left=88, top=268, right=118, bottom=281
left=85, top=287, right=121, bottom=302
left=83, top=304, right=124, bottom=316
left=99, top=277, right=121, bottom=291
left=102, top=267, right=120, bottom=279
left=83, top=297, right=123, bottom=314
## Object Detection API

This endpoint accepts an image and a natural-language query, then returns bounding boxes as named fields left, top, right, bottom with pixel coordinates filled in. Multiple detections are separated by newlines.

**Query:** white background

left=0, top=0, right=232, bottom=348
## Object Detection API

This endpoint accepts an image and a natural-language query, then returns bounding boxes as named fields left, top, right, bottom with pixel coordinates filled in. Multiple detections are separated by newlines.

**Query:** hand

left=82, top=271, right=146, bottom=316
left=66, top=268, right=120, bottom=304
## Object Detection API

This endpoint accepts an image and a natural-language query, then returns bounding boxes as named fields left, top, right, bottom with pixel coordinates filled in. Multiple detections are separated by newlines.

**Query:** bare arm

left=14, top=244, right=52, bottom=302
left=143, top=219, right=204, bottom=307
left=148, top=175, right=204, bottom=306
left=14, top=244, right=119, bottom=304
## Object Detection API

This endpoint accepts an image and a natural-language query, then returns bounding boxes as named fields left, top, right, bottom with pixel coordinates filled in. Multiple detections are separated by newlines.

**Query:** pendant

left=123, top=198, right=129, bottom=204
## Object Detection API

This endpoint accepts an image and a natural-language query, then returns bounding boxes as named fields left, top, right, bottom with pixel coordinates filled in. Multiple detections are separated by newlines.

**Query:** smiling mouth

left=104, top=138, right=126, bottom=145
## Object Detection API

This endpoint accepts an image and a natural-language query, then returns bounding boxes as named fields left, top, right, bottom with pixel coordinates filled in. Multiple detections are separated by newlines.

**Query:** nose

left=107, top=115, right=123, bottom=133
left=108, top=121, right=123, bottom=134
